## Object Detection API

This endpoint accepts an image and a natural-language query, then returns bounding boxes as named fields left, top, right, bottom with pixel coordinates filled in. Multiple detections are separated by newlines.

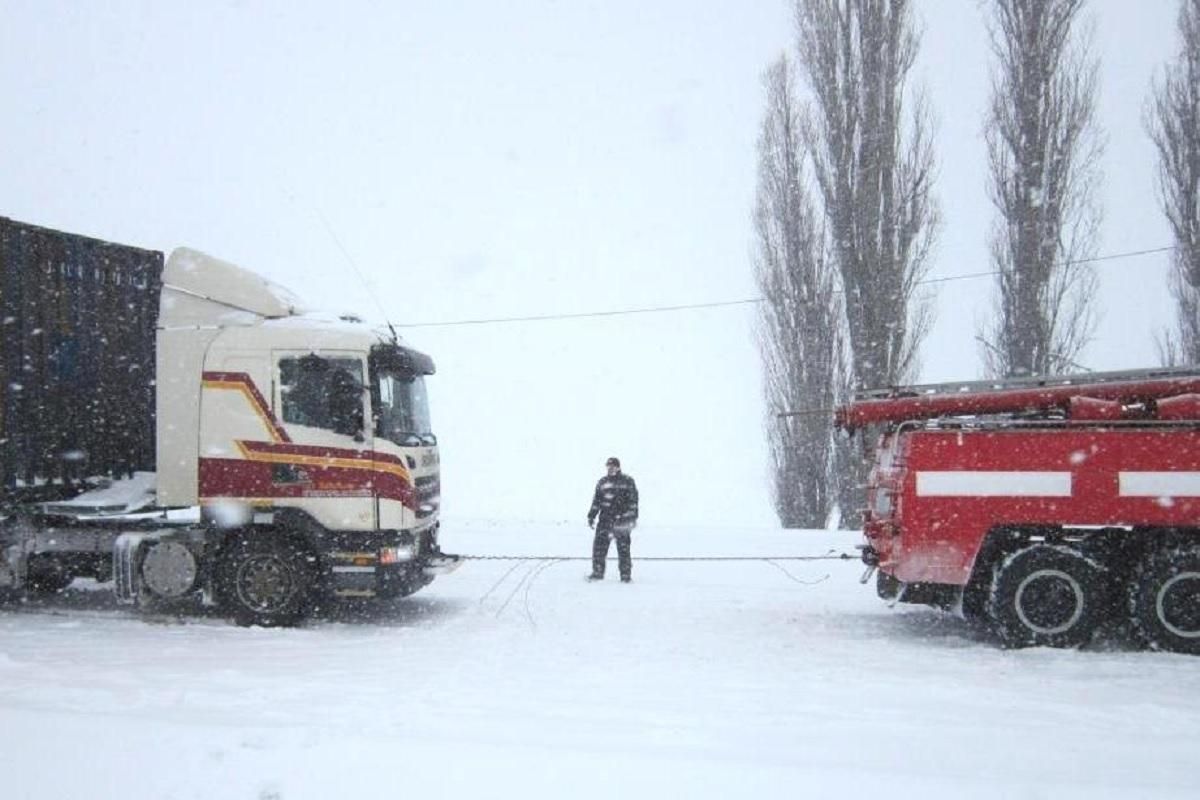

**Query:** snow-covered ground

left=1, top=520, right=1197, bottom=800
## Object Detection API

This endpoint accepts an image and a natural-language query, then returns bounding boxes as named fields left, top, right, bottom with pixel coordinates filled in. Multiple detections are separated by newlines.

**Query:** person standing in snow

left=587, top=456, right=639, bottom=582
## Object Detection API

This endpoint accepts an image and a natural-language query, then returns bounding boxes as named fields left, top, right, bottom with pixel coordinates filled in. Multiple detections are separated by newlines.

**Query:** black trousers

left=592, top=526, right=632, bottom=579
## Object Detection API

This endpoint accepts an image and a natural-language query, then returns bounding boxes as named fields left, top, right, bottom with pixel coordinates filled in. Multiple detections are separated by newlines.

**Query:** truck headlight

left=380, top=545, right=415, bottom=564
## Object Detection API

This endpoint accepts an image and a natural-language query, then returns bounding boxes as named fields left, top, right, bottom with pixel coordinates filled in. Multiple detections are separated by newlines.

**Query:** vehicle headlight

left=380, top=545, right=415, bottom=564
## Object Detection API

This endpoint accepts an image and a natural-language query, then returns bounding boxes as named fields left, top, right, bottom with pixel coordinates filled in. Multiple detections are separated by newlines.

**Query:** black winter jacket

left=588, top=472, right=639, bottom=529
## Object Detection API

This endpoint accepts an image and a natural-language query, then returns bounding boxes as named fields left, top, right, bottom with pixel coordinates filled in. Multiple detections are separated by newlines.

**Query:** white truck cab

left=2, top=244, right=457, bottom=626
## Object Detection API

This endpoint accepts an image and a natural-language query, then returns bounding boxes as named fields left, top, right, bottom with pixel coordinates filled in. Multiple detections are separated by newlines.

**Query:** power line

left=396, top=298, right=762, bottom=328
left=916, top=245, right=1176, bottom=287
left=395, top=244, right=1176, bottom=329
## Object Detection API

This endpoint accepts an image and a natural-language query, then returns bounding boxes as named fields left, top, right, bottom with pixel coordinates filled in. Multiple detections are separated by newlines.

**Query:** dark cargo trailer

left=0, top=217, right=162, bottom=499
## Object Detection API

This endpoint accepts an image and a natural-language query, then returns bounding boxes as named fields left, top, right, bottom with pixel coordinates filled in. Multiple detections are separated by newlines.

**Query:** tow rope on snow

left=472, top=553, right=856, bottom=628
left=458, top=553, right=858, bottom=562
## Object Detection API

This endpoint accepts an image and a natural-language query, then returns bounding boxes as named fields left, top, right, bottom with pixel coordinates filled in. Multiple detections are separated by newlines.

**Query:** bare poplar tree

left=793, top=0, right=938, bottom=392
left=1150, top=0, right=1200, bottom=365
left=791, top=0, right=937, bottom=522
left=754, top=56, right=843, bottom=528
left=980, top=0, right=1103, bottom=377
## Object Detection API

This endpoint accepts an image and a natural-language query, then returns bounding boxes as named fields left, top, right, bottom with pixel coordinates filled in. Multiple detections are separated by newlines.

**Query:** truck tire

left=988, top=544, right=1108, bottom=648
left=1130, top=544, right=1200, bottom=655
left=217, top=534, right=315, bottom=627
left=25, top=556, right=74, bottom=595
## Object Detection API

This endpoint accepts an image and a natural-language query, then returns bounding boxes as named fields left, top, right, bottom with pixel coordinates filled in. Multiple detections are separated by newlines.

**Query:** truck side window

left=279, top=355, right=364, bottom=436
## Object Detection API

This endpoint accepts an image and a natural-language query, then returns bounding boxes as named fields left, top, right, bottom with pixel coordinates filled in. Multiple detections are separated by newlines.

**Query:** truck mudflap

left=113, top=532, right=146, bottom=603
left=0, top=543, right=24, bottom=589
left=0, top=516, right=32, bottom=589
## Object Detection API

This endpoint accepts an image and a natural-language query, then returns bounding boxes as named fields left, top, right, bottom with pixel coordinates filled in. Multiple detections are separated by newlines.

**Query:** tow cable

left=458, top=553, right=858, bottom=562
left=466, top=552, right=860, bottom=630
left=459, top=552, right=860, bottom=586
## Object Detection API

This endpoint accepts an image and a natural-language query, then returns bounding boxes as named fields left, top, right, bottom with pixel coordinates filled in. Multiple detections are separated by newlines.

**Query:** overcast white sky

left=0, top=1, right=1183, bottom=526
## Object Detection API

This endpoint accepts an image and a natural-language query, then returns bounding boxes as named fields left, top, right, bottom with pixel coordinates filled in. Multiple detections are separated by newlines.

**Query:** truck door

left=273, top=351, right=376, bottom=531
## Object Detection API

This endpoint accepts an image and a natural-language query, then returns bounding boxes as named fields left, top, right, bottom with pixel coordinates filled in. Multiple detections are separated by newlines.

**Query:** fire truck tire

left=876, top=570, right=901, bottom=601
left=1130, top=545, right=1200, bottom=655
left=217, top=534, right=316, bottom=627
left=988, top=545, right=1107, bottom=648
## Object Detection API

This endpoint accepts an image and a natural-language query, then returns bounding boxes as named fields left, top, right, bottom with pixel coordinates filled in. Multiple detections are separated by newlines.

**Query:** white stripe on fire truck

left=915, top=471, right=1072, bottom=497
left=1118, top=472, right=1200, bottom=497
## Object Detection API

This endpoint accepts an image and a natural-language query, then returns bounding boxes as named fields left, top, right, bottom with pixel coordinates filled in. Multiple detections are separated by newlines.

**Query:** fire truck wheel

left=876, top=570, right=901, bottom=601
left=1130, top=545, right=1200, bottom=655
left=217, top=534, right=315, bottom=627
left=988, top=545, right=1107, bottom=648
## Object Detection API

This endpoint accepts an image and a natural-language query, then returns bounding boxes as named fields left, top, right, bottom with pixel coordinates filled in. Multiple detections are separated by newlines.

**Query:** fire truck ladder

left=853, top=365, right=1200, bottom=401
left=838, top=365, right=1200, bottom=430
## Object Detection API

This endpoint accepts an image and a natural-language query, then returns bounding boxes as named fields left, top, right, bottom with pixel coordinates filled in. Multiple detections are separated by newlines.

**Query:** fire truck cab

left=837, top=367, right=1200, bottom=653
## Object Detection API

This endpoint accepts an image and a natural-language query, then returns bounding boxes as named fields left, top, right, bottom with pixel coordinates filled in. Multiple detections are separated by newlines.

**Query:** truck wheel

left=25, top=556, right=74, bottom=595
left=988, top=544, right=1107, bottom=648
left=1130, top=545, right=1200, bottom=655
left=217, top=535, right=315, bottom=627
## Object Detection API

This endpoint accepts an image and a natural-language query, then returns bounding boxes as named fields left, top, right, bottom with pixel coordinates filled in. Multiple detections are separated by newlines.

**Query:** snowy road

left=1, top=521, right=1197, bottom=799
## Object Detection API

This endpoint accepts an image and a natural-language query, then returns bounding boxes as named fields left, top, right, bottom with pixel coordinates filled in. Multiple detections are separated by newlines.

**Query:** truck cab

left=1, top=236, right=457, bottom=627
left=152, top=248, right=453, bottom=617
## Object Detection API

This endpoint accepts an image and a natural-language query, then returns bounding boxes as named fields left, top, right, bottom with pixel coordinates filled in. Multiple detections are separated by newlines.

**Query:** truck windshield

left=373, top=371, right=434, bottom=446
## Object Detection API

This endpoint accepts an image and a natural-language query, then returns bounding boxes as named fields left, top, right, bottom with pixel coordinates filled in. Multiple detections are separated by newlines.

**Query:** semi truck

left=836, top=367, right=1200, bottom=653
left=0, top=217, right=458, bottom=626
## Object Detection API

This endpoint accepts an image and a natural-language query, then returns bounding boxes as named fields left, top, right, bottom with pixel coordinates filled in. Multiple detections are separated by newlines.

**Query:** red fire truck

left=836, top=367, right=1200, bottom=653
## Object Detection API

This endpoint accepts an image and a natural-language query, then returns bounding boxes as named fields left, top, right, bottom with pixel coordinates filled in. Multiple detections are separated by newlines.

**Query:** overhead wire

left=313, top=206, right=402, bottom=341
left=395, top=244, right=1176, bottom=329
left=396, top=298, right=761, bottom=328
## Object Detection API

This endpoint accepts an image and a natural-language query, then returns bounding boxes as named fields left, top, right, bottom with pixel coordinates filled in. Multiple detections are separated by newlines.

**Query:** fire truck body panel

left=839, top=368, right=1200, bottom=652
left=868, top=426, right=1200, bottom=586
